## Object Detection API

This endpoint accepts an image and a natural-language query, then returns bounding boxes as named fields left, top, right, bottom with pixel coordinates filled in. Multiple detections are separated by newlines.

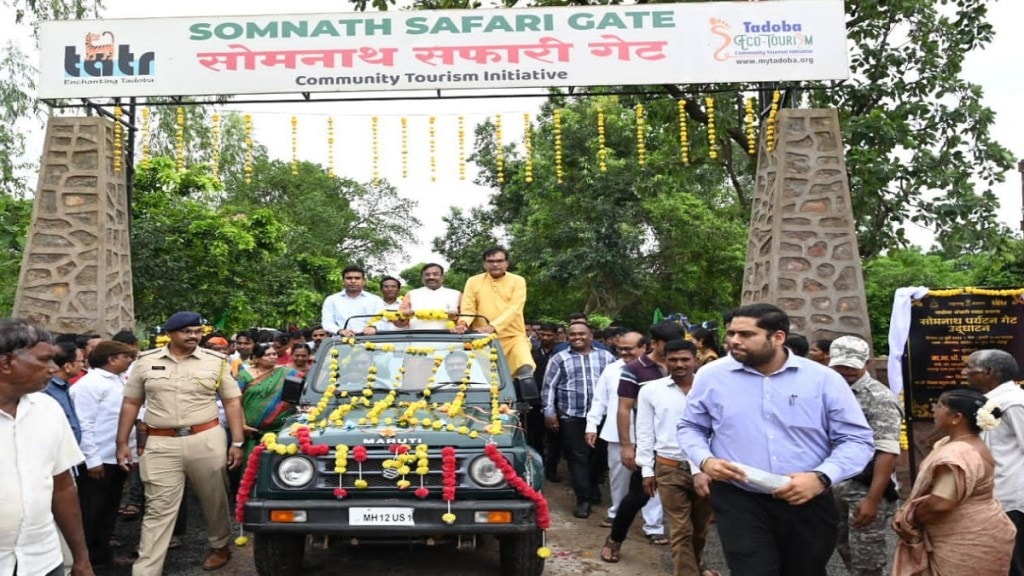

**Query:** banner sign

left=904, top=292, right=1024, bottom=421
left=38, top=0, right=848, bottom=99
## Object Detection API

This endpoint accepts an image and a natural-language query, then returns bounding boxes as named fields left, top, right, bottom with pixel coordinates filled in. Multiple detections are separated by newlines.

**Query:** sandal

left=599, top=517, right=613, bottom=528
left=119, top=504, right=141, bottom=519
left=699, top=565, right=721, bottom=576
left=646, top=534, right=669, bottom=545
left=600, top=536, right=621, bottom=563
left=168, top=536, right=182, bottom=549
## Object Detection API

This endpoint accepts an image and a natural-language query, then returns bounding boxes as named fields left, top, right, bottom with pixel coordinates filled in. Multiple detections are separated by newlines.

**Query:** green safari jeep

left=240, top=331, right=548, bottom=576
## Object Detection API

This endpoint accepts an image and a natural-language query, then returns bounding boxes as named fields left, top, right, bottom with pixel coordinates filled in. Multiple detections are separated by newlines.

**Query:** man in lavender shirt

left=677, top=303, right=874, bottom=576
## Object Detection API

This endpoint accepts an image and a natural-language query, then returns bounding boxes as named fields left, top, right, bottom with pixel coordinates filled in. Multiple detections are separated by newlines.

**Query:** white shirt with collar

left=376, top=299, right=403, bottom=332
left=406, top=286, right=462, bottom=330
left=585, top=359, right=630, bottom=443
left=982, top=380, right=1024, bottom=513
left=71, top=367, right=135, bottom=468
left=636, top=375, right=696, bottom=478
left=0, top=392, right=85, bottom=576
left=321, top=290, right=386, bottom=334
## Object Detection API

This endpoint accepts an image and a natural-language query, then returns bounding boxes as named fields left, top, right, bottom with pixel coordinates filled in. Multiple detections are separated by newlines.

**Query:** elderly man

left=828, top=336, right=902, bottom=576
left=400, top=263, right=462, bottom=330
left=116, top=311, right=246, bottom=575
left=0, top=319, right=94, bottom=576
left=321, top=265, right=386, bottom=337
left=678, top=304, right=875, bottom=576
left=964, top=349, right=1024, bottom=576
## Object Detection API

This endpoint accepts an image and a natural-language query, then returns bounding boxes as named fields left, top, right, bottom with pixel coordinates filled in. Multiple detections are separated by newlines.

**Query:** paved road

left=96, top=469, right=893, bottom=576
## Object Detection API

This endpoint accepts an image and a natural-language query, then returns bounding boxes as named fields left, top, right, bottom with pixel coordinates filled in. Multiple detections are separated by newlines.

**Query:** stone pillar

left=741, top=108, right=870, bottom=343
left=12, top=116, right=134, bottom=337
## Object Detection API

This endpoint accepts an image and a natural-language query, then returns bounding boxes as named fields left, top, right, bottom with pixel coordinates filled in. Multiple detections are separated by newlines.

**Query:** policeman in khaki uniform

left=827, top=336, right=903, bottom=576
left=115, top=311, right=246, bottom=575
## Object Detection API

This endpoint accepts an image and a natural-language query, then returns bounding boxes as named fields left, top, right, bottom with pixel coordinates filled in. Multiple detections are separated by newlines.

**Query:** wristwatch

left=231, top=441, right=244, bottom=448
left=814, top=471, right=832, bottom=489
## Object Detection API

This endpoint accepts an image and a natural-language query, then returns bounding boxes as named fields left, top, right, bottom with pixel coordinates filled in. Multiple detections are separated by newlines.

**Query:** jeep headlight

left=277, top=456, right=315, bottom=488
left=468, top=455, right=507, bottom=487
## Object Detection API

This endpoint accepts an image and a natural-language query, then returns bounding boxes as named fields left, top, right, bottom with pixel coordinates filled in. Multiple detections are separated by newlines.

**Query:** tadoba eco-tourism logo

left=64, top=31, right=156, bottom=77
left=710, top=17, right=813, bottom=62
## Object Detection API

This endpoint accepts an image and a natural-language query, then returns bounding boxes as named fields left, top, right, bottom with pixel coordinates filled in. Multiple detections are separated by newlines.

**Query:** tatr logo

left=64, top=32, right=155, bottom=77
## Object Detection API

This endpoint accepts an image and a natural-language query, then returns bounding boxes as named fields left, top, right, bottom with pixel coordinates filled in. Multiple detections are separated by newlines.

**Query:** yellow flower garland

left=744, top=97, right=757, bottom=156
left=429, top=115, right=437, bottom=183
left=766, top=90, right=781, bottom=153
left=705, top=97, right=718, bottom=160
left=677, top=99, right=689, bottom=165
left=327, top=117, right=335, bottom=178
left=112, top=105, right=123, bottom=173
left=290, top=116, right=299, bottom=176
left=371, top=116, right=380, bottom=186
left=927, top=287, right=1024, bottom=298
left=553, top=108, right=564, bottom=184
left=523, top=112, right=534, bottom=183
left=458, top=115, right=466, bottom=181
left=635, top=103, right=646, bottom=166
left=211, top=112, right=221, bottom=183
left=175, top=106, right=186, bottom=171
left=495, top=113, right=504, bottom=185
left=243, top=114, right=254, bottom=184
left=597, top=107, right=607, bottom=173
left=139, top=107, right=151, bottom=169
left=401, top=116, right=409, bottom=179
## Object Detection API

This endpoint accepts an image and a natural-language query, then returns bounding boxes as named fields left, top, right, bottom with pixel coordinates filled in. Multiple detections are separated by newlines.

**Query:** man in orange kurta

left=457, top=247, right=535, bottom=379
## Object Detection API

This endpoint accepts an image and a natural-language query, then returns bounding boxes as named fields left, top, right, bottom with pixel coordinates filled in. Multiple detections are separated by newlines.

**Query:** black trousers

left=710, top=480, right=838, bottom=576
left=610, top=468, right=649, bottom=542
left=558, top=416, right=602, bottom=504
left=77, top=463, right=127, bottom=564
left=1009, top=509, right=1024, bottom=576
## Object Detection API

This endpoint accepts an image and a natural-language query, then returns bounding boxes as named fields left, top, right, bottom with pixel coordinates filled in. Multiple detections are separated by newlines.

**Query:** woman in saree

left=892, top=387, right=1016, bottom=575
left=238, top=343, right=297, bottom=469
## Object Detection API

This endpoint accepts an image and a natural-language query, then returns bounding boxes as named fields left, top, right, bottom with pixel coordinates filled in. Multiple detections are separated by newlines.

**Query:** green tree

left=130, top=157, right=288, bottom=330
left=0, top=192, right=31, bottom=314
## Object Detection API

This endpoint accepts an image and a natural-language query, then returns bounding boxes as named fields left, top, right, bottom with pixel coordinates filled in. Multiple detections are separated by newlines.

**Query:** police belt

left=144, top=418, right=220, bottom=438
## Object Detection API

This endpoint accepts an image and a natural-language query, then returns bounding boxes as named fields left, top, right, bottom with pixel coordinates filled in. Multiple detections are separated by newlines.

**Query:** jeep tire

left=254, top=534, right=305, bottom=576
left=499, top=530, right=545, bottom=576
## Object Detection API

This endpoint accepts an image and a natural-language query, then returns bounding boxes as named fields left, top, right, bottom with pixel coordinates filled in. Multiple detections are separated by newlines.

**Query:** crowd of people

left=1, top=245, right=1022, bottom=576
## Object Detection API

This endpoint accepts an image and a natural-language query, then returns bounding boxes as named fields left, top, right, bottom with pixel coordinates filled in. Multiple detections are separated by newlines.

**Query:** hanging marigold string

left=523, top=112, right=533, bottom=183
left=401, top=117, right=409, bottom=179
left=597, top=107, right=607, bottom=173
left=705, top=97, right=718, bottom=160
left=744, top=97, right=757, bottom=156
left=635, top=103, right=646, bottom=166
left=429, top=115, right=437, bottom=183
left=139, top=107, right=151, bottom=169
left=458, top=115, right=466, bottom=181
left=677, top=99, right=690, bottom=165
left=766, top=90, right=781, bottom=153
left=290, top=116, right=299, bottom=176
left=495, top=114, right=504, bottom=185
left=175, top=106, right=186, bottom=171
left=553, top=108, right=564, bottom=184
left=327, top=116, right=335, bottom=178
left=441, top=446, right=458, bottom=524
left=211, top=112, right=221, bottom=183
left=371, top=115, right=380, bottom=186
left=243, top=114, right=254, bottom=185
left=112, top=105, right=123, bottom=173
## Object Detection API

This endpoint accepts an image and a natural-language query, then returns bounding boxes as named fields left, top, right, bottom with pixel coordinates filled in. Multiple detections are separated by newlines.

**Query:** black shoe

left=545, top=472, right=562, bottom=483
left=573, top=502, right=592, bottom=519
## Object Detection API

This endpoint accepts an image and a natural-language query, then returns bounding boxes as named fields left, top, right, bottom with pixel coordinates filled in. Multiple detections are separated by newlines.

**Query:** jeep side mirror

left=514, top=376, right=541, bottom=407
left=281, top=374, right=305, bottom=405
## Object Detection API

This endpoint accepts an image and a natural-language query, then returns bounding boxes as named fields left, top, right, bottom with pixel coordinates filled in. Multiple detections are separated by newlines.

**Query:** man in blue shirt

left=678, top=303, right=874, bottom=576
left=44, top=341, right=84, bottom=445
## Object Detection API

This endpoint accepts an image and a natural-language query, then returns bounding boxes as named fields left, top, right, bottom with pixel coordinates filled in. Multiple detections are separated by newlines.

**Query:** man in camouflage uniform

left=828, top=336, right=902, bottom=576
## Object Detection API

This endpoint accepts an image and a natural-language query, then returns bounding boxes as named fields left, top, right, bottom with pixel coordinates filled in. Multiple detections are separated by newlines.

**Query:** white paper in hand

left=736, top=463, right=792, bottom=493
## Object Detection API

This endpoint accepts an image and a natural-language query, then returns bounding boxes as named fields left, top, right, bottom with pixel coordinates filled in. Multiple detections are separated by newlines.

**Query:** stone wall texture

left=741, top=108, right=871, bottom=344
left=12, top=116, right=134, bottom=337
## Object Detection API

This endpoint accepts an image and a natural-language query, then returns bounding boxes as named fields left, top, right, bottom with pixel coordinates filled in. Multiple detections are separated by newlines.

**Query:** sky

left=3, top=0, right=1022, bottom=275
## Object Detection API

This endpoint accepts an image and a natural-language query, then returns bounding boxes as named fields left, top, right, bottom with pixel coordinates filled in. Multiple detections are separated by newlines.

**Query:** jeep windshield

left=305, top=336, right=506, bottom=399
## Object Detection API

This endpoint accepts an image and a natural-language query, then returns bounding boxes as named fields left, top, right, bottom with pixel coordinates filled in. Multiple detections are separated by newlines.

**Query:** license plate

left=349, top=507, right=415, bottom=526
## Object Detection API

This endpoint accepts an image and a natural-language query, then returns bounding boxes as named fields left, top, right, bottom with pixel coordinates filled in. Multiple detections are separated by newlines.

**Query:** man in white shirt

left=400, top=263, right=462, bottom=330
left=585, top=331, right=663, bottom=534
left=964, top=349, right=1024, bottom=576
left=632, top=339, right=713, bottom=575
left=0, top=319, right=94, bottom=576
left=321, top=265, right=386, bottom=336
left=71, top=340, right=138, bottom=567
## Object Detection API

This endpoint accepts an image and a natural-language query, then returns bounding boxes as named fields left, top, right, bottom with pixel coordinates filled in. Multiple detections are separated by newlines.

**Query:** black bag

left=850, top=456, right=899, bottom=501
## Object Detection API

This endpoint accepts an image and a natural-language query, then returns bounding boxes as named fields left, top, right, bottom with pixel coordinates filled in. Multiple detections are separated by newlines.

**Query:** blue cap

left=163, top=311, right=204, bottom=333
